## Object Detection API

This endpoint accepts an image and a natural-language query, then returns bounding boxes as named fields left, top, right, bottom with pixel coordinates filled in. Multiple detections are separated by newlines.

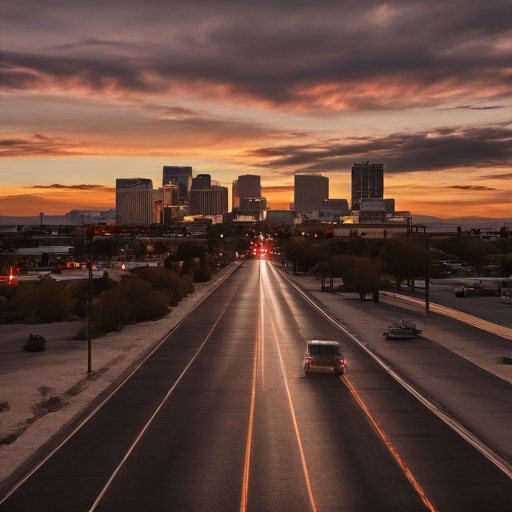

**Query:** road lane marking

left=240, top=273, right=261, bottom=512
left=274, top=265, right=512, bottom=481
left=343, top=376, right=439, bottom=512
left=260, top=263, right=265, bottom=390
left=262, top=262, right=318, bottom=512
left=0, top=262, right=244, bottom=507
left=88, top=299, right=235, bottom=512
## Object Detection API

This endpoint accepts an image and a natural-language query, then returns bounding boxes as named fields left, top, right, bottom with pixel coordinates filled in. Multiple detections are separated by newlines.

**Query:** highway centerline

left=239, top=266, right=261, bottom=512
left=261, top=260, right=318, bottom=512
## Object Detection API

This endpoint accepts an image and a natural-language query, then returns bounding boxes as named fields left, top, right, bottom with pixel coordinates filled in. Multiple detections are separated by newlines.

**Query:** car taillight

left=343, top=358, right=347, bottom=365
left=309, top=358, right=313, bottom=366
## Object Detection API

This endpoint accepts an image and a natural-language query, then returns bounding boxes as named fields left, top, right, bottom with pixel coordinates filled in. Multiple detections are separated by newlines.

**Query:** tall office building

left=189, top=175, right=229, bottom=215
left=232, top=180, right=239, bottom=209
left=294, top=173, right=329, bottom=213
left=351, top=162, right=384, bottom=208
left=237, top=175, right=261, bottom=202
left=191, top=174, right=212, bottom=190
left=153, top=182, right=180, bottom=224
left=162, top=166, right=193, bottom=200
left=116, top=178, right=153, bottom=225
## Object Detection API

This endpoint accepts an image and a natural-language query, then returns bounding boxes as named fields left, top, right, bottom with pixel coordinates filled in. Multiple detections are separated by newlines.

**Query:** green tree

left=433, top=237, right=492, bottom=274
left=382, top=237, right=428, bottom=291
left=176, top=241, right=207, bottom=262
left=343, top=257, right=381, bottom=301
left=500, top=256, right=512, bottom=277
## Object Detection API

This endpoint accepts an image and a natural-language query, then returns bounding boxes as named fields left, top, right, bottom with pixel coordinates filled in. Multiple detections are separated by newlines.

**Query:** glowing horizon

left=1, top=1, right=511, bottom=219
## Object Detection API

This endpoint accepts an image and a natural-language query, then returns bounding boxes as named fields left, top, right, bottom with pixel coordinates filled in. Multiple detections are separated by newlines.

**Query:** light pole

left=425, top=235, right=430, bottom=315
left=86, top=227, right=94, bottom=373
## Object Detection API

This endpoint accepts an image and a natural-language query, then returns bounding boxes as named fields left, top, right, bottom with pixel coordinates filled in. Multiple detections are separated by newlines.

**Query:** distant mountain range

left=411, top=215, right=509, bottom=232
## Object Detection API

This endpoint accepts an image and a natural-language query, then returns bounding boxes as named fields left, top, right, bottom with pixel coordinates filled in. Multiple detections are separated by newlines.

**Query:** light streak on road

left=275, top=264, right=512, bottom=482
left=261, top=261, right=318, bottom=512
left=343, top=376, right=439, bottom=512
left=240, top=274, right=261, bottom=512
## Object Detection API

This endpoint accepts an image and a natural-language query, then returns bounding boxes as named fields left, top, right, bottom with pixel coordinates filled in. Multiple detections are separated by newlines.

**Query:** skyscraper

left=237, top=175, right=261, bottom=202
left=232, top=180, right=239, bottom=209
left=351, top=162, right=384, bottom=208
left=189, top=175, right=229, bottom=215
left=294, top=173, right=329, bottom=213
left=191, top=174, right=212, bottom=190
left=162, top=166, right=192, bottom=200
left=116, top=178, right=153, bottom=225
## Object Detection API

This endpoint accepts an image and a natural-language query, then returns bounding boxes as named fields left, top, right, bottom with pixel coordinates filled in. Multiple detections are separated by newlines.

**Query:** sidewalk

left=0, top=263, right=237, bottom=484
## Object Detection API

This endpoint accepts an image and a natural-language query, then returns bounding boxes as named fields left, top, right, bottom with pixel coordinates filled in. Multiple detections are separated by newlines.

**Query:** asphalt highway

left=2, top=260, right=512, bottom=511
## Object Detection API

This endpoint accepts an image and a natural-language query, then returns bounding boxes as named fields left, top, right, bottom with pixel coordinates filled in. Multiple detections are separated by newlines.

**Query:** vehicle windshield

left=308, top=344, right=339, bottom=355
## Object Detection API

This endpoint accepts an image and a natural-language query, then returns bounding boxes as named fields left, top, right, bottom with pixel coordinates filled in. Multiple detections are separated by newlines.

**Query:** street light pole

left=425, top=236, right=430, bottom=315
left=86, top=228, right=94, bottom=373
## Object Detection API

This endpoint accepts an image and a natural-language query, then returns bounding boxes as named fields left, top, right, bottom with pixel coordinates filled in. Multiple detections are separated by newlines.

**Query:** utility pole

left=329, top=240, right=333, bottom=291
left=86, top=227, right=94, bottom=373
left=425, top=236, right=430, bottom=315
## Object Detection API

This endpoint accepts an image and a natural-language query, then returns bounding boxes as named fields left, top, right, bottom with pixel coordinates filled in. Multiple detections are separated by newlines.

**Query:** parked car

left=303, top=340, right=347, bottom=376
left=383, top=321, right=422, bottom=339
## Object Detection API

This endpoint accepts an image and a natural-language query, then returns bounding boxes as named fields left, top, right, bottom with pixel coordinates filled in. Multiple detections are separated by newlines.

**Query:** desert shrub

left=193, top=264, right=211, bottom=283
left=11, top=279, right=72, bottom=323
left=92, top=287, right=131, bottom=334
left=130, top=266, right=194, bottom=306
left=118, top=278, right=169, bottom=322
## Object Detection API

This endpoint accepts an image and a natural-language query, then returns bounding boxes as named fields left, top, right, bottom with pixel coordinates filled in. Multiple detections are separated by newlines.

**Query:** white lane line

left=262, top=262, right=318, bottom=512
left=0, top=262, right=242, bottom=507
left=274, top=266, right=512, bottom=481
left=89, top=299, right=234, bottom=512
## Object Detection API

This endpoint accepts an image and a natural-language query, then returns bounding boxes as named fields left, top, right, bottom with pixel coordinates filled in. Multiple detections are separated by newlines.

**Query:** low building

left=266, top=210, right=303, bottom=225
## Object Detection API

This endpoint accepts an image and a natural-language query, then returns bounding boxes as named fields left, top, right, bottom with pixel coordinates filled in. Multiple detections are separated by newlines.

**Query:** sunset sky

left=1, top=0, right=511, bottom=218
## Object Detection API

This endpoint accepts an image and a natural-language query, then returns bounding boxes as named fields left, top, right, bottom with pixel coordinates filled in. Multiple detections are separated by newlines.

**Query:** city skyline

left=1, top=0, right=511, bottom=218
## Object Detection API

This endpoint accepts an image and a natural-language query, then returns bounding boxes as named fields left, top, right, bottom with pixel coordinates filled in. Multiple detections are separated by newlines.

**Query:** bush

left=130, top=266, right=194, bottom=306
left=10, top=279, right=72, bottom=323
left=119, top=278, right=169, bottom=322
left=92, top=287, right=131, bottom=334
left=193, top=264, right=211, bottom=283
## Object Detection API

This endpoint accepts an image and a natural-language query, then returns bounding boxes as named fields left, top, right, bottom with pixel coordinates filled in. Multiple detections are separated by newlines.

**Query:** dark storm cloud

left=438, top=105, right=505, bottom=111
left=26, top=184, right=109, bottom=190
left=50, top=39, right=127, bottom=50
left=0, top=134, right=89, bottom=157
left=247, top=124, right=512, bottom=174
left=2, top=0, right=512, bottom=110
left=479, top=172, right=512, bottom=180
left=141, top=103, right=205, bottom=119
left=448, top=185, right=497, bottom=191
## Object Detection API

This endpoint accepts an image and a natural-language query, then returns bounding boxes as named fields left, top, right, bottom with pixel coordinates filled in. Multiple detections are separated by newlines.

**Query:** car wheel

left=335, top=368, right=345, bottom=376
left=305, top=369, right=310, bottom=376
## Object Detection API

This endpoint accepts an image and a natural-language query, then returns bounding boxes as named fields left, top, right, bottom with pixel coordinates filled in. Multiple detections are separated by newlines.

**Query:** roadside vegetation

left=0, top=241, right=220, bottom=336
left=283, top=234, right=512, bottom=301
